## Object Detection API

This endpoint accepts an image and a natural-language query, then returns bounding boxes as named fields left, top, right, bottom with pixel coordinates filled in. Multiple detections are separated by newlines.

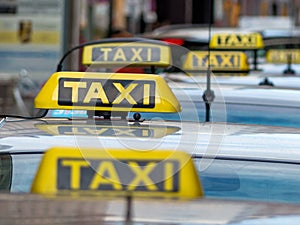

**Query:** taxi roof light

left=81, top=38, right=172, bottom=68
left=266, top=49, right=300, bottom=64
left=34, top=72, right=181, bottom=114
left=183, top=51, right=250, bottom=74
left=209, top=32, right=264, bottom=50
left=57, top=38, right=172, bottom=72
left=31, top=148, right=204, bottom=199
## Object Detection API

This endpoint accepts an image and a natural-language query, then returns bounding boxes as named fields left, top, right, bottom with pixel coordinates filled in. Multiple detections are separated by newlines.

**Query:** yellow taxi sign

left=210, top=33, right=264, bottom=49
left=31, top=148, right=203, bottom=198
left=266, top=49, right=300, bottom=64
left=82, top=42, right=171, bottom=67
left=183, top=51, right=249, bottom=73
left=35, top=124, right=180, bottom=138
left=34, top=72, right=181, bottom=113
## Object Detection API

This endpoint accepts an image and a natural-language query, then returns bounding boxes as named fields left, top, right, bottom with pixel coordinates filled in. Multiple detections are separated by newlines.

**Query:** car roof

left=2, top=118, right=300, bottom=163
left=261, top=28, right=300, bottom=39
left=168, top=79, right=300, bottom=107
left=165, top=72, right=300, bottom=89
left=3, top=117, right=300, bottom=209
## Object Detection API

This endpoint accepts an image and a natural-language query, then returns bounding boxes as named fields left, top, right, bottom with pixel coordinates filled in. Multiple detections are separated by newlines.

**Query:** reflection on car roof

left=2, top=118, right=300, bottom=162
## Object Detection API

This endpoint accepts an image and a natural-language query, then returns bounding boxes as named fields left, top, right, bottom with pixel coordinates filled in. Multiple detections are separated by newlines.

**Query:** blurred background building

left=78, top=0, right=300, bottom=39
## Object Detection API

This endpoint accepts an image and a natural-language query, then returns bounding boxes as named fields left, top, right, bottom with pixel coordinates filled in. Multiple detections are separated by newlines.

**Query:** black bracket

left=202, top=89, right=215, bottom=122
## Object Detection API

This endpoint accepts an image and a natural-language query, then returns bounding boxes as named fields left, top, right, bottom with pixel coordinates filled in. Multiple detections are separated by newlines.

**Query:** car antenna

left=202, top=0, right=215, bottom=122
left=283, top=0, right=296, bottom=75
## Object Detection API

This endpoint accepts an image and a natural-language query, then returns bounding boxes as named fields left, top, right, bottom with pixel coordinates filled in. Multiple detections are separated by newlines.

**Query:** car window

left=0, top=153, right=42, bottom=193
left=225, top=103, right=300, bottom=127
left=195, top=157, right=300, bottom=204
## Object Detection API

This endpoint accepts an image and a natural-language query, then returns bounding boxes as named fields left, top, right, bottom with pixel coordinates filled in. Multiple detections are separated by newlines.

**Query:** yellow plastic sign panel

left=31, top=148, right=203, bottom=198
left=35, top=124, right=181, bottom=138
left=34, top=72, right=181, bottom=113
left=210, top=33, right=264, bottom=49
left=183, top=51, right=249, bottom=72
left=82, top=42, right=171, bottom=67
left=266, top=49, right=300, bottom=64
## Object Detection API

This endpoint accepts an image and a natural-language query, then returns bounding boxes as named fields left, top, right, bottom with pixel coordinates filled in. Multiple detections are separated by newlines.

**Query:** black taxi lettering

left=58, top=126, right=152, bottom=137
left=57, top=158, right=179, bottom=192
left=58, top=78, right=155, bottom=108
left=192, top=54, right=240, bottom=68
left=92, top=46, right=161, bottom=62
left=217, top=34, right=257, bottom=47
